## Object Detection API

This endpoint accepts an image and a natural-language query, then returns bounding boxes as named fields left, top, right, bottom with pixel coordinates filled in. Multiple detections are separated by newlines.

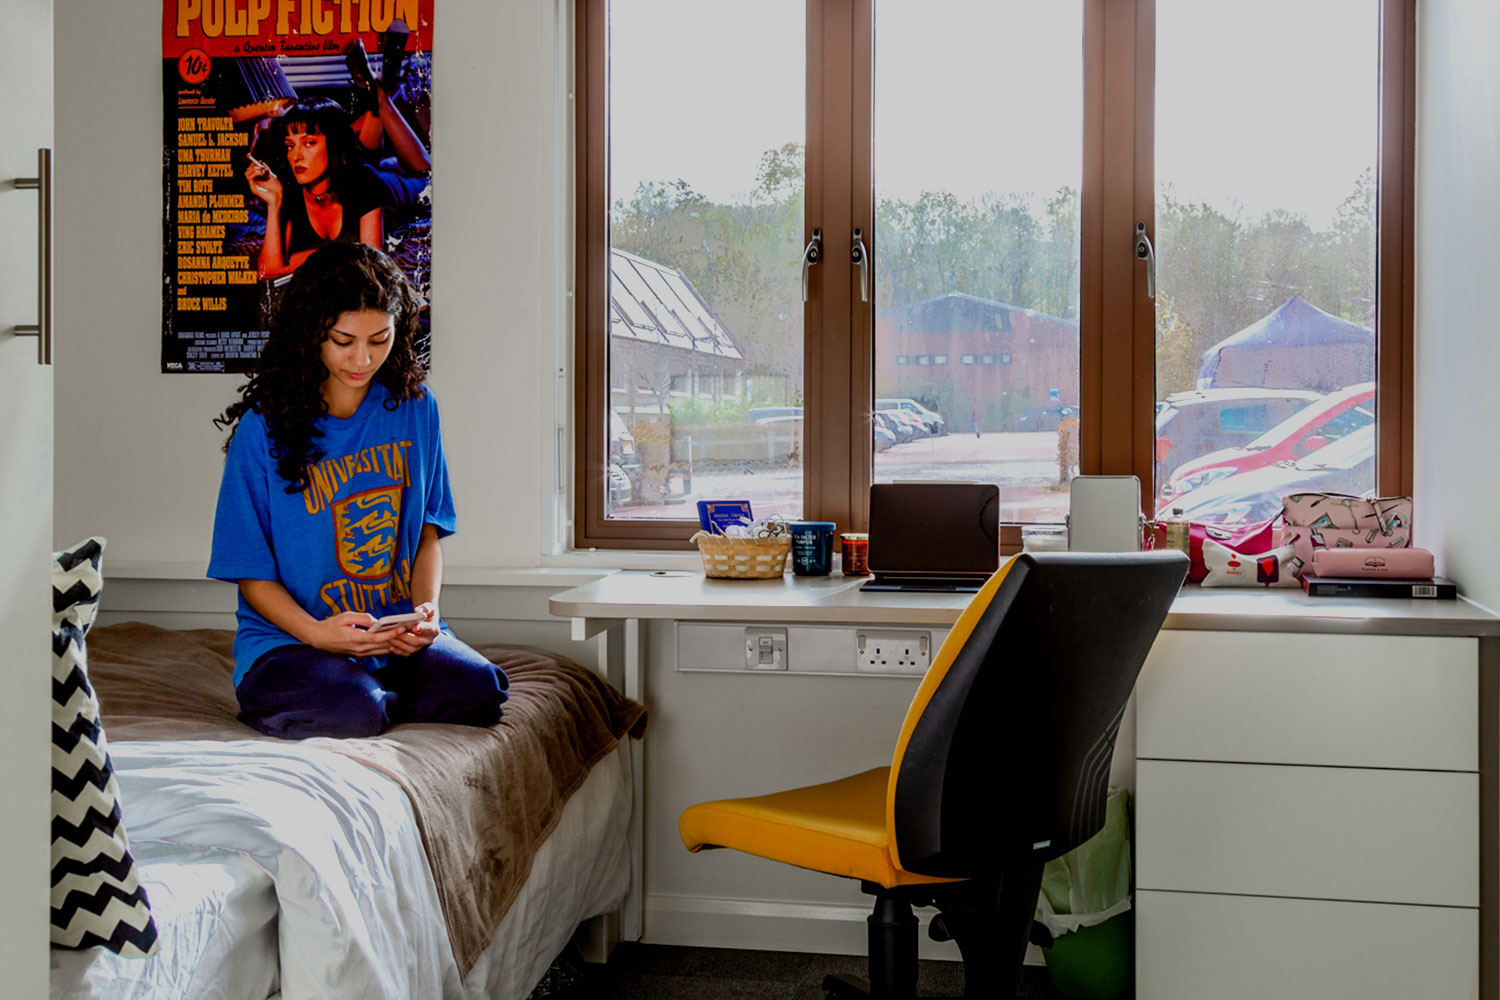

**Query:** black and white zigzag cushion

left=50, top=537, right=159, bottom=956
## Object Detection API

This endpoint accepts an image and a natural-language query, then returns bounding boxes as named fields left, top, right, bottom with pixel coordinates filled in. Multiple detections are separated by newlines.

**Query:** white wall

left=1415, top=0, right=1500, bottom=613
left=53, top=0, right=565, bottom=569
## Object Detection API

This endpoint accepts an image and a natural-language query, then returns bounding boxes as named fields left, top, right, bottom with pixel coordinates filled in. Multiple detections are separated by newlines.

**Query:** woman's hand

left=244, top=155, right=282, bottom=206
left=307, top=611, right=395, bottom=658
left=387, top=601, right=439, bottom=657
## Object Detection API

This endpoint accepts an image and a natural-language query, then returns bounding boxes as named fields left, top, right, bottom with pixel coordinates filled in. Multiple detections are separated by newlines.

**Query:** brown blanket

left=86, top=622, right=647, bottom=974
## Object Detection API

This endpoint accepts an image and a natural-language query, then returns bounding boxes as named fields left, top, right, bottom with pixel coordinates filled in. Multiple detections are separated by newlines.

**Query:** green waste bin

left=1033, top=788, right=1134, bottom=1000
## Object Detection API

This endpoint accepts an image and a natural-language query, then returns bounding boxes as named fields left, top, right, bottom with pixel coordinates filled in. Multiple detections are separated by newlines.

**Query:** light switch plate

left=744, top=627, right=788, bottom=670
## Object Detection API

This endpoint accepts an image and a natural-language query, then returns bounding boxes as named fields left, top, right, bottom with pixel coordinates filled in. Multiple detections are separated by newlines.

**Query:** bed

left=49, top=622, right=645, bottom=1000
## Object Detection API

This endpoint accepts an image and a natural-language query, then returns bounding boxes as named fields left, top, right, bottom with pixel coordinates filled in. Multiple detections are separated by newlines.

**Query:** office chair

left=680, top=550, right=1188, bottom=999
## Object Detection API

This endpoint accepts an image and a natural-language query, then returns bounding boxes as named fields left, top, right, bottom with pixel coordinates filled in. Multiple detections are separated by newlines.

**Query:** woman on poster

left=243, top=97, right=389, bottom=280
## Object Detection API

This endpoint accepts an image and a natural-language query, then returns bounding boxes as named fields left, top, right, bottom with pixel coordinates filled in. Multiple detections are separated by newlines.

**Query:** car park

left=1158, top=383, right=1375, bottom=512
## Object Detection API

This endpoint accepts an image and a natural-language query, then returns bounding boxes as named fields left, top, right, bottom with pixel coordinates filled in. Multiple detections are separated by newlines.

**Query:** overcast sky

left=609, top=0, right=1377, bottom=230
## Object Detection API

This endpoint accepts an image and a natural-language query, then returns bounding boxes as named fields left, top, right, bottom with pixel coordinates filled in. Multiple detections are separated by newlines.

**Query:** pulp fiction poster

left=162, top=0, right=433, bottom=373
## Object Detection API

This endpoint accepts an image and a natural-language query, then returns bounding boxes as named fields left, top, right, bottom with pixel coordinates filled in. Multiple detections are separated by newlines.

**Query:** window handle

left=1134, top=221, right=1156, bottom=301
left=851, top=227, right=869, bottom=303
left=801, top=227, right=822, bottom=302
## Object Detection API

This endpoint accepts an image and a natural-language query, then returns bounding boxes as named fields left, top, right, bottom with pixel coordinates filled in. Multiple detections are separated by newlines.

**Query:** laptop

left=861, top=483, right=1000, bottom=592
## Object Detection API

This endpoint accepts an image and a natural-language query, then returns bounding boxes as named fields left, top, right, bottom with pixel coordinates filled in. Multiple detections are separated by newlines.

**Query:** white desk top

left=550, top=571, right=1500, bottom=638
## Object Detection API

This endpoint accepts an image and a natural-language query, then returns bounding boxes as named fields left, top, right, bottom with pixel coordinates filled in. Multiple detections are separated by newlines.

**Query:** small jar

left=788, top=521, right=837, bottom=576
left=840, top=533, right=870, bottom=576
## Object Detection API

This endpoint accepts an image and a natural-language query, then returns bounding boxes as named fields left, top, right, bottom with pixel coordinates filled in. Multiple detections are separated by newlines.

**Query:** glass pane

left=607, top=1, right=805, bottom=520
left=1154, top=0, right=1378, bottom=526
left=873, top=1, right=1082, bottom=524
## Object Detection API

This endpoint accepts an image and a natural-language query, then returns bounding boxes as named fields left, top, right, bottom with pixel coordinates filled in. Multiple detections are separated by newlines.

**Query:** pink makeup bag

left=1280, top=492, right=1413, bottom=581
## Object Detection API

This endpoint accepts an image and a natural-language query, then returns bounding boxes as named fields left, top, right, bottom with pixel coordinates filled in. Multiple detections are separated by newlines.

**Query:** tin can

left=840, top=532, right=870, bottom=576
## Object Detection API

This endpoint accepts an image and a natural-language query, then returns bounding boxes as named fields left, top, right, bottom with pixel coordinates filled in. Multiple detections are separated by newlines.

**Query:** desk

left=550, top=573, right=1500, bottom=995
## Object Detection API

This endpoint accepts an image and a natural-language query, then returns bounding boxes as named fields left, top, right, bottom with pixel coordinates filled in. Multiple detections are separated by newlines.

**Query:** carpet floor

left=529, top=942, right=1075, bottom=999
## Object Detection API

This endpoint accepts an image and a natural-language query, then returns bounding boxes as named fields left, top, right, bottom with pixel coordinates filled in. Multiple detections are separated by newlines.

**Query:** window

left=575, top=0, right=1412, bottom=550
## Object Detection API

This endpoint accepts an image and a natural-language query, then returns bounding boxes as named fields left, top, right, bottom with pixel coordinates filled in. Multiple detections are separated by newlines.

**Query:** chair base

left=822, top=863, right=1045, bottom=1000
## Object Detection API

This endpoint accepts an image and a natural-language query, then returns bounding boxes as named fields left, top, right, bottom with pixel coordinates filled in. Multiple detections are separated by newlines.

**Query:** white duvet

left=79, top=739, right=464, bottom=1000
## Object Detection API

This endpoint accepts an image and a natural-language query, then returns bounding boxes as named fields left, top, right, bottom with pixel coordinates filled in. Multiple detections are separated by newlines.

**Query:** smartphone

left=366, top=611, right=425, bottom=633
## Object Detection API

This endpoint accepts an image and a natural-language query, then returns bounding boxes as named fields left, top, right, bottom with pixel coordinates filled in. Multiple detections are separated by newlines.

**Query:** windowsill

left=540, top=549, right=704, bottom=573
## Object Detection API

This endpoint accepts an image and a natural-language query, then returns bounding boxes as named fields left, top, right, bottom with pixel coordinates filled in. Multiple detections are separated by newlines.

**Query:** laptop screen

left=867, top=483, right=1000, bottom=577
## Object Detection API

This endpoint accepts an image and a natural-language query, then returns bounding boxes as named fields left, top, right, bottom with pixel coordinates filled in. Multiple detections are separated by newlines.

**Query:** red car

left=1157, top=382, right=1375, bottom=513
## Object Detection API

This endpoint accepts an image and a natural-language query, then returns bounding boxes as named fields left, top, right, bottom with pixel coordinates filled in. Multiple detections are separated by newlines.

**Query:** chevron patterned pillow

left=50, top=537, right=159, bottom=957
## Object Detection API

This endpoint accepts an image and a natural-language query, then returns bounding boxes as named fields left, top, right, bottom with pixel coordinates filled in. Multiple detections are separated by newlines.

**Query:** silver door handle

left=1134, top=221, right=1156, bottom=301
left=800, top=227, right=822, bottom=302
left=8, top=148, right=52, bottom=365
left=851, top=227, right=868, bottom=303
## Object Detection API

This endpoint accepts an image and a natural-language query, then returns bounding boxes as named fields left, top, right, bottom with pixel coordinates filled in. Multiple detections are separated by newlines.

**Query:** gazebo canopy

left=1197, top=295, right=1373, bottom=394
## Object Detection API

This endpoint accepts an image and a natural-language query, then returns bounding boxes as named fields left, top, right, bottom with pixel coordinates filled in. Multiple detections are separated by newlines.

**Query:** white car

left=876, top=397, right=947, bottom=436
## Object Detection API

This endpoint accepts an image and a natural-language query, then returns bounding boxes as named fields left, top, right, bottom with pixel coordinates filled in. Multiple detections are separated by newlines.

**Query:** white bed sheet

left=51, top=739, right=633, bottom=1000
left=50, top=841, right=280, bottom=1000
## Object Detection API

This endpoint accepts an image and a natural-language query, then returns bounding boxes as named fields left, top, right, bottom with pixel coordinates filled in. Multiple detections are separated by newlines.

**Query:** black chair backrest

left=889, top=551, right=1188, bottom=878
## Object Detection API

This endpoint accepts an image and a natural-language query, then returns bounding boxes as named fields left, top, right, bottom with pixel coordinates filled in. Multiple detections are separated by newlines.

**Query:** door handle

left=851, top=227, right=869, bottom=303
left=1134, top=221, right=1156, bottom=301
left=800, top=227, right=822, bottom=302
left=7, top=148, right=52, bottom=365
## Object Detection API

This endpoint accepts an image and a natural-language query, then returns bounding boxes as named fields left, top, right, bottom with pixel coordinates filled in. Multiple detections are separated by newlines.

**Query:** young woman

left=209, top=242, right=505, bottom=739
left=243, top=98, right=387, bottom=280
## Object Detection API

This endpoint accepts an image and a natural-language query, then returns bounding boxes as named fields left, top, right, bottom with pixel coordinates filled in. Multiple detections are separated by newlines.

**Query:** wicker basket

left=689, top=530, right=791, bottom=579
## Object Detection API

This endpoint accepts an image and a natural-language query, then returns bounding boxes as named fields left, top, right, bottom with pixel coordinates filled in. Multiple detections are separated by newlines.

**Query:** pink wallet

left=1312, top=547, right=1434, bottom=578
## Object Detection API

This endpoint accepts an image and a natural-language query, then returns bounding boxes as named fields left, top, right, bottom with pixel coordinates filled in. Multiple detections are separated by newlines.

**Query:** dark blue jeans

left=235, top=632, right=508, bottom=739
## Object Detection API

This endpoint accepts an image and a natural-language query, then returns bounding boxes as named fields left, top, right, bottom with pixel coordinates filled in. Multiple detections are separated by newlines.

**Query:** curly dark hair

left=214, top=242, right=427, bottom=493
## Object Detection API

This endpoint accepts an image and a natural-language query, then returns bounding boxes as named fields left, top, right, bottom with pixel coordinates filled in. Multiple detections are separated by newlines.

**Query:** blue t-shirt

left=207, top=381, right=456, bottom=687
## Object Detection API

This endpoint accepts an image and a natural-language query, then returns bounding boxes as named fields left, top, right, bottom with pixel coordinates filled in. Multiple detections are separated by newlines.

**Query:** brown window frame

left=574, top=0, right=1413, bottom=552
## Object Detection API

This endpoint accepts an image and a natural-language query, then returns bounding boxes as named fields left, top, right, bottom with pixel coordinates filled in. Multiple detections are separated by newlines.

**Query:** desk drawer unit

left=1136, top=890, right=1478, bottom=1000
left=1136, top=631, right=1477, bottom=769
left=1136, top=759, right=1477, bottom=905
left=1134, top=629, right=1482, bottom=997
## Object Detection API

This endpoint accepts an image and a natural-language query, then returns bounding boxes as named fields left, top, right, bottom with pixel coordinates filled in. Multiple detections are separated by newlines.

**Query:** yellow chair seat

left=679, top=766, right=962, bottom=889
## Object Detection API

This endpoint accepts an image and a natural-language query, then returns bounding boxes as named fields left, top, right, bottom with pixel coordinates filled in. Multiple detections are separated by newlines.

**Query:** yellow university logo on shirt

left=334, top=486, right=403, bottom=581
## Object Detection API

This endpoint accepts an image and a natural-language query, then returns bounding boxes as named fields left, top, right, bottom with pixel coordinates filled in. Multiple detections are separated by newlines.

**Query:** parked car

left=609, top=411, right=641, bottom=479
left=876, top=397, right=947, bottom=436
left=1158, top=383, right=1375, bottom=512
left=873, top=422, right=896, bottom=451
left=875, top=409, right=914, bottom=443
left=1170, top=424, right=1375, bottom=526
left=747, top=406, right=803, bottom=424
left=1154, top=387, right=1322, bottom=485
left=607, top=462, right=633, bottom=505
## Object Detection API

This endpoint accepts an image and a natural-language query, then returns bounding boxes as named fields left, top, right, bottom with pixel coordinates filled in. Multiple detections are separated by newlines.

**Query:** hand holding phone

left=365, top=611, right=425, bottom=634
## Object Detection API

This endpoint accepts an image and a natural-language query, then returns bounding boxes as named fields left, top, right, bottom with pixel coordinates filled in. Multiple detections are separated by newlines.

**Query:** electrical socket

left=855, top=630, right=931, bottom=675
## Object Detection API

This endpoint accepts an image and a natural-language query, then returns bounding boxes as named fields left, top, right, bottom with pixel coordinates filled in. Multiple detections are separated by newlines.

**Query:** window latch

left=1134, top=221, right=1157, bottom=300
left=851, top=227, right=869, bottom=303
left=801, top=227, right=822, bottom=302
